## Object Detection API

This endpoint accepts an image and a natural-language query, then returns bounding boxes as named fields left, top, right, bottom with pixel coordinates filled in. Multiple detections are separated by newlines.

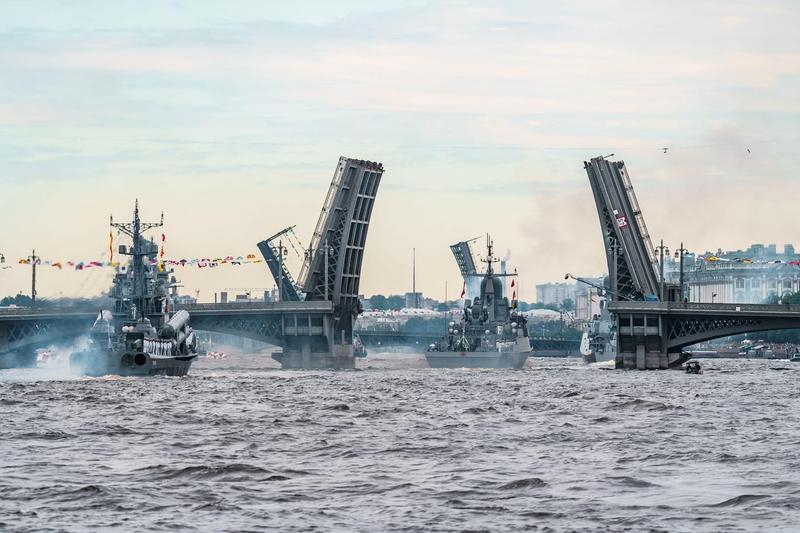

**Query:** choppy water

left=1, top=354, right=799, bottom=532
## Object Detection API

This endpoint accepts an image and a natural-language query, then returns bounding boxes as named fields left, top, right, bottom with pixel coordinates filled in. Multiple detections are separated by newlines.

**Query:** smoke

left=518, top=189, right=607, bottom=289
left=10, top=336, right=92, bottom=381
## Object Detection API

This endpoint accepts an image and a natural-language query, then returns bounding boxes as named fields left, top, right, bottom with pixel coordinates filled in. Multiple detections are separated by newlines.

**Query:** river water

left=1, top=354, right=799, bottom=532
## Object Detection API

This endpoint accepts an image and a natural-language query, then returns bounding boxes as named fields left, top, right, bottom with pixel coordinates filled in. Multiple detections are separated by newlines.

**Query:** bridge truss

left=585, top=156, right=800, bottom=369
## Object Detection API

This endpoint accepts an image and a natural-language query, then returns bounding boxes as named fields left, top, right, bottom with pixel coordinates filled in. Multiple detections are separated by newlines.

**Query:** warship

left=70, top=201, right=198, bottom=376
left=426, top=238, right=531, bottom=369
left=580, top=298, right=617, bottom=364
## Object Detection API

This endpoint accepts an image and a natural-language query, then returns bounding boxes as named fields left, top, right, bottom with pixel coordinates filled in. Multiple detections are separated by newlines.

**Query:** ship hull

left=583, top=351, right=617, bottom=365
left=70, top=351, right=196, bottom=377
left=425, top=351, right=530, bottom=369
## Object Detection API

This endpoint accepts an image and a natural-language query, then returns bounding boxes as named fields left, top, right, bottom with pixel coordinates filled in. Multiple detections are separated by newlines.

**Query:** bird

left=662, top=147, right=669, bottom=154
left=747, top=148, right=751, bottom=154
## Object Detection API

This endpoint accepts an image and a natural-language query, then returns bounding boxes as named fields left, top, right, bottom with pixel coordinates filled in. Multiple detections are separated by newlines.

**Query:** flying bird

left=747, top=148, right=751, bottom=154
left=662, top=147, right=669, bottom=154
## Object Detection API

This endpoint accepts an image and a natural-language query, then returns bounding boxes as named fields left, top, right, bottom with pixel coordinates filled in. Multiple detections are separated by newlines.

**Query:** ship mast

left=110, top=200, right=164, bottom=320
left=482, top=234, right=499, bottom=276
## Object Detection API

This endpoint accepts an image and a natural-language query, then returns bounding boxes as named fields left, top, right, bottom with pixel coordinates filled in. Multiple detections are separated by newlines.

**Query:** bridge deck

left=0, top=300, right=334, bottom=320
left=609, top=301, right=800, bottom=317
left=0, top=307, right=98, bottom=320
left=176, top=301, right=333, bottom=315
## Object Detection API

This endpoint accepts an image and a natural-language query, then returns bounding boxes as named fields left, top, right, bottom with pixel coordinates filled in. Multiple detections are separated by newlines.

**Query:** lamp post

left=654, top=240, right=669, bottom=301
left=27, top=250, right=41, bottom=306
left=674, top=243, right=688, bottom=303
left=712, top=292, right=717, bottom=304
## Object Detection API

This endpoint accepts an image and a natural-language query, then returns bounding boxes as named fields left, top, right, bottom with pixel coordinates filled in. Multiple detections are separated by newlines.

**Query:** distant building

left=535, top=282, right=576, bottom=307
left=667, top=243, right=800, bottom=304
left=172, top=294, right=197, bottom=305
left=405, top=292, right=423, bottom=309
left=574, top=286, right=602, bottom=321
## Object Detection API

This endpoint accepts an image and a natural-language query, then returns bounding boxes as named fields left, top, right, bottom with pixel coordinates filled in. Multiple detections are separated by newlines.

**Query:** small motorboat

left=685, top=361, right=703, bottom=374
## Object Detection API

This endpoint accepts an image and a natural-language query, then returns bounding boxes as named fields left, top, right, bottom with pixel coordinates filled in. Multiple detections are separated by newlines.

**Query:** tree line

left=366, top=293, right=574, bottom=313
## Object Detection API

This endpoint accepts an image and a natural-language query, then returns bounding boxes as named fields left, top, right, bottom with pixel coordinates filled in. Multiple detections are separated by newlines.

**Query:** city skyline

left=2, top=0, right=799, bottom=301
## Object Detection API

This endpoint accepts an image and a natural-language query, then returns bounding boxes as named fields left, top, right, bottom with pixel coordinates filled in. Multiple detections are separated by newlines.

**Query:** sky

left=1, top=0, right=799, bottom=302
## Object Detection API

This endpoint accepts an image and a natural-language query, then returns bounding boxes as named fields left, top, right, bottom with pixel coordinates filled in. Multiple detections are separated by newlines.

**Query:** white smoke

left=31, top=336, right=91, bottom=380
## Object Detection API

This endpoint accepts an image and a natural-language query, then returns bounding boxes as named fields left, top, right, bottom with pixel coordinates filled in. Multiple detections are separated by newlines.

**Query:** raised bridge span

left=585, top=156, right=800, bottom=369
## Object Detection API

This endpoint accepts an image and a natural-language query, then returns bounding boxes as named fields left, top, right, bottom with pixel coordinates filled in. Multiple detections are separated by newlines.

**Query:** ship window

left=735, top=278, right=745, bottom=289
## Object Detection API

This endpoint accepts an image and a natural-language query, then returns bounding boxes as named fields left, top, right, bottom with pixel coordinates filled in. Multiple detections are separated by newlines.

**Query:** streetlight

left=654, top=240, right=669, bottom=301
left=712, top=292, right=717, bottom=304
left=674, top=243, right=688, bottom=303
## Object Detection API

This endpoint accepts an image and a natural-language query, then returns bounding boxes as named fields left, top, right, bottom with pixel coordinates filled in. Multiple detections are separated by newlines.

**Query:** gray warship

left=580, top=298, right=617, bottom=364
left=426, top=238, right=531, bottom=369
left=70, top=201, right=198, bottom=377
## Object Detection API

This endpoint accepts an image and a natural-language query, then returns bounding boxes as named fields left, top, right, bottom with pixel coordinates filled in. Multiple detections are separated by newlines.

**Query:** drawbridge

left=585, top=156, right=800, bottom=369
left=259, top=156, right=384, bottom=367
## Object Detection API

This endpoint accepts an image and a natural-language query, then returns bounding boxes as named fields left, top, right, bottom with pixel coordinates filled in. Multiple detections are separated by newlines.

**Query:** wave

left=711, top=494, right=770, bottom=507
left=498, top=478, right=548, bottom=490
left=133, top=463, right=276, bottom=482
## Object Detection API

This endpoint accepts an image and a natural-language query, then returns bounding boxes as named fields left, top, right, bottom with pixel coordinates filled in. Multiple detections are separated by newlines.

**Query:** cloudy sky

left=1, top=0, right=798, bottom=301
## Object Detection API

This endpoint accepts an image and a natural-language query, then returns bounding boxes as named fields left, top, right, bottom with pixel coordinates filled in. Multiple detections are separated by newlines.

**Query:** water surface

left=1, top=355, right=799, bottom=532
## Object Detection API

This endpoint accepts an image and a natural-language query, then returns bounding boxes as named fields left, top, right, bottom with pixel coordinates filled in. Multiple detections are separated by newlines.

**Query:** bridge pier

left=618, top=349, right=673, bottom=370
left=274, top=346, right=356, bottom=370
left=616, top=311, right=687, bottom=370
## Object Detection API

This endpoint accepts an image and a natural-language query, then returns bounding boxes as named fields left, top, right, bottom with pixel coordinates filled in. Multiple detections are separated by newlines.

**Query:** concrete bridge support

left=611, top=301, right=800, bottom=369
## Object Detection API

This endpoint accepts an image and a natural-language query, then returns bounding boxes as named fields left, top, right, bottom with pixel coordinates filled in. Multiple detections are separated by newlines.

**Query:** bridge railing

left=609, top=301, right=800, bottom=314
left=176, top=301, right=334, bottom=312
left=0, top=306, right=98, bottom=318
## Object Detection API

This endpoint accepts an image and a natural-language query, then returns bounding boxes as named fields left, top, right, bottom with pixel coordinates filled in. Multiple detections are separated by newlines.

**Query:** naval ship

left=580, top=298, right=617, bottom=364
left=426, top=238, right=531, bottom=369
left=70, top=201, right=198, bottom=377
